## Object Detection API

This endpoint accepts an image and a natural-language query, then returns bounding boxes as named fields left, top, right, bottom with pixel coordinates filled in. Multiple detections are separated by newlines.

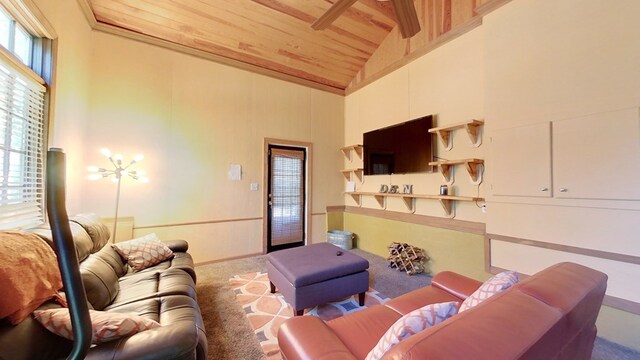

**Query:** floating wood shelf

left=428, top=119, right=484, bottom=149
left=340, top=144, right=363, bottom=162
left=428, top=158, right=484, bottom=183
left=340, top=168, right=364, bottom=182
left=344, top=191, right=483, bottom=215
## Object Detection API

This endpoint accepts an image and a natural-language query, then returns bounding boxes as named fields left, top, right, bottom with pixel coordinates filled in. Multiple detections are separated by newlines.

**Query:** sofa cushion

left=105, top=268, right=197, bottom=310
left=80, top=247, right=124, bottom=310
left=28, top=222, right=95, bottom=262
left=84, top=295, right=208, bottom=360
left=0, top=232, right=65, bottom=324
left=384, top=284, right=462, bottom=316
left=113, top=233, right=174, bottom=271
left=326, top=304, right=402, bottom=360
left=365, top=301, right=459, bottom=360
left=70, top=213, right=110, bottom=252
left=33, top=308, right=160, bottom=344
left=459, top=271, right=519, bottom=312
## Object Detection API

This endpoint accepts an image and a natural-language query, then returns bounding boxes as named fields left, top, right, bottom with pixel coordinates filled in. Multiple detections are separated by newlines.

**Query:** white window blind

left=0, top=58, right=46, bottom=230
left=270, top=148, right=305, bottom=246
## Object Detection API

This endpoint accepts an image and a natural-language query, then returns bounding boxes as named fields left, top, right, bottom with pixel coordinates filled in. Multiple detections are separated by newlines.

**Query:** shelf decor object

left=87, top=148, right=149, bottom=243
left=428, top=119, right=484, bottom=150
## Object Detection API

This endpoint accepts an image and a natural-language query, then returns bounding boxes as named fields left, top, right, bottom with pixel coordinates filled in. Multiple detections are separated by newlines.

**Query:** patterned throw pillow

left=459, top=271, right=519, bottom=312
left=365, top=301, right=460, bottom=360
left=33, top=308, right=160, bottom=344
left=112, top=233, right=174, bottom=271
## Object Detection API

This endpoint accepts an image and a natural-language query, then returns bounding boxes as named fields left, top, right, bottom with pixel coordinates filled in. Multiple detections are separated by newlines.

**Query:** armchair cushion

left=365, top=301, right=459, bottom=360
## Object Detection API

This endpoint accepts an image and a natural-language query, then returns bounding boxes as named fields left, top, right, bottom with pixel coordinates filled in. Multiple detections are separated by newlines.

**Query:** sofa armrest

left=431, top=271, right=483, bottom=300
left=162, top=239, right=189, bottom=252
left=278, top=316, right=357, bottom=360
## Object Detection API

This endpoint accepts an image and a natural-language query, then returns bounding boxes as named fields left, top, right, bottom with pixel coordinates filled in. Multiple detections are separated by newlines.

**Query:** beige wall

left=345, top=27, right=486, bottom=222
left=40, top=0, right=344, bottom=264
left=482, top=0, right=640, bottom=350
left=34, top=0, right=93, bottom=213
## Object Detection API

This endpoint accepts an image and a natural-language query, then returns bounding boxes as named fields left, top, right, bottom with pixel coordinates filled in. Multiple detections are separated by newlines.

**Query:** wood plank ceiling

left=87, top=0, right=398, bottom=92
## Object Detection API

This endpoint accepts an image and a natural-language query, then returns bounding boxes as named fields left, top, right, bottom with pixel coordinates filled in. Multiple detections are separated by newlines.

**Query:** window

left=0, top=8, right=33, bottom=66
left=0, top=6, right=46, bottom=230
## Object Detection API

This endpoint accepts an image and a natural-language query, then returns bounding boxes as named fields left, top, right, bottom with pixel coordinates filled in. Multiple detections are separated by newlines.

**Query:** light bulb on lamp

left=87, top=148, right=150, bottom=243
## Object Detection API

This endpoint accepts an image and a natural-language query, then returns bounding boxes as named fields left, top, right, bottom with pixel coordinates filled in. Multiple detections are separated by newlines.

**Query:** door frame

left=263, top=138, right=313, bottom=254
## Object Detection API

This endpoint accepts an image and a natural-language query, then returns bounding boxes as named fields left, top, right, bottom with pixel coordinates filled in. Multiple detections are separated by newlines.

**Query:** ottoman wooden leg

left=295, top=309, right=304, bottom=316
left=270, top=281, right=276, bottom=293
left=358, top=292, right=366, bottom=306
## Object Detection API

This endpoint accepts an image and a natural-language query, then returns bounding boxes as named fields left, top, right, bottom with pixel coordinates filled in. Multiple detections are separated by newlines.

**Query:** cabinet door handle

left=559, top=188, right=568, bottom=192
left=540, top=187, right=549, bottom=192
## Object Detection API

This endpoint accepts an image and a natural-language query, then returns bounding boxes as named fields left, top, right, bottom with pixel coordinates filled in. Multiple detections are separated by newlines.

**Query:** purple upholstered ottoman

left=267, top=242, right=369, bottom=316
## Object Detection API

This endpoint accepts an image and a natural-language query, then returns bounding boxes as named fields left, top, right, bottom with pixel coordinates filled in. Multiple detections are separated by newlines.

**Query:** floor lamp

left=88, top=148, right=148, bottom=243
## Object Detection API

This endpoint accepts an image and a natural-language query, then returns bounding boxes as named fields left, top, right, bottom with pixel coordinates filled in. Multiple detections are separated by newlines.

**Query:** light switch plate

left=250, top=183, right=259, bottom=191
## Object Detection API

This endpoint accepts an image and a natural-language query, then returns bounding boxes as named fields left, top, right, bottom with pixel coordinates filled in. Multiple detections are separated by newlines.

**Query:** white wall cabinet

left=553, top=108, right=640, bottom=201
left=490, top=122, right=552, bottom=197
left=491, top=108, right=640, bottom=201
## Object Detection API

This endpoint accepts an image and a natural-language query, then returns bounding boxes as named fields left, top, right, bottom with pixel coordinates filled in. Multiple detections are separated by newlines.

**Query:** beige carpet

left=229, top=271, right=388, bottom=359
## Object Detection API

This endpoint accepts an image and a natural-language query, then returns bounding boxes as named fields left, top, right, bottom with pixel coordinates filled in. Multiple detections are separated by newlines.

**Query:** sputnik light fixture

left=87, top=148, right=149, bottom=243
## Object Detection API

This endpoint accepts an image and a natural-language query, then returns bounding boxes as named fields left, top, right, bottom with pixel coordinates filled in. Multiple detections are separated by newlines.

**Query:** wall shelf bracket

left=429, top=119, right=484, bottom=151
left=341, top=145, right=363, bottom=162
left=429, top=158, right=484, bottom=183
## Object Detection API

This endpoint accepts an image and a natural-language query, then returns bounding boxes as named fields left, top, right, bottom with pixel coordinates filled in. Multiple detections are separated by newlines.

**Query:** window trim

left=0, top=0, right=53, bottom=230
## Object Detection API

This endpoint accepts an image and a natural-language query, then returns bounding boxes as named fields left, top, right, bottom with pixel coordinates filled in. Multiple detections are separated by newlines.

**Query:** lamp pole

left=112, top=172, right=122, bottom=243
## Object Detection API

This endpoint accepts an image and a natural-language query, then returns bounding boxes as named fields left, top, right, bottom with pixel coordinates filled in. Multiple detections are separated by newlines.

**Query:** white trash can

left=327, top=230, right=354, bottom=250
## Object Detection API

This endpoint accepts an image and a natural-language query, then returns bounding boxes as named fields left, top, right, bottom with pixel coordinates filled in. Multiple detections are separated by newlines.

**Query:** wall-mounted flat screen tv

left=363, top=115, right=434, bottom=175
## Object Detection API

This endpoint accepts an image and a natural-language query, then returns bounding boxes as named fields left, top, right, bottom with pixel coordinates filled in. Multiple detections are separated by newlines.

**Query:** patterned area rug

left=229, top=272, right=388, bottom=359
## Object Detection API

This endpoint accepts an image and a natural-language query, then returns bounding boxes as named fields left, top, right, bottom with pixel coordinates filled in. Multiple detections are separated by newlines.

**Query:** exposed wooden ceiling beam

left=390, top=0, right=420, bottom=38
left=311, top=0, right=358, bottom=30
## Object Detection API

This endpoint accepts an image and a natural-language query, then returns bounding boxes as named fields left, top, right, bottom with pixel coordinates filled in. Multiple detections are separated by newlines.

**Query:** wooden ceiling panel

left=88, top=0, right=396, bottom=90
left=86, top=0, right=507, bottom=92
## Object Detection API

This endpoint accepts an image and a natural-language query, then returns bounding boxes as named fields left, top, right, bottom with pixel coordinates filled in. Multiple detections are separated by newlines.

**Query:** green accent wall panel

left=343, top=212, right=489, bottom=281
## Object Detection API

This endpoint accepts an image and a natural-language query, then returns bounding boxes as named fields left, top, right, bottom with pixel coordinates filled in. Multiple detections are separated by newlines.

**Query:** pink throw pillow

left=365, top=301, right=460, bottom=360
left=459, top=271, right=519, bottom=312
left=112, top=233, right=174, bottom=271
left=33, top=308, right=160, bottom=344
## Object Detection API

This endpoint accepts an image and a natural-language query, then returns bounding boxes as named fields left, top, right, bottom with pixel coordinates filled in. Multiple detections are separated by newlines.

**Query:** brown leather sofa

left=278, top=262, right=607, bottom=360
left=0, top=214, right=207, bottom=360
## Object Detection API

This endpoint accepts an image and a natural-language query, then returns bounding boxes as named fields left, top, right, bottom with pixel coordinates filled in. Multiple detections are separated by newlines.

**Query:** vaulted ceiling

left=82, top=0, right=508, bottom=94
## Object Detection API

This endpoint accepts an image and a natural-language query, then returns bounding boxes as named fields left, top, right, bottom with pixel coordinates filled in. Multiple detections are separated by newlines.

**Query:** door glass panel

left=269, top=147, right=305, bottom=248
